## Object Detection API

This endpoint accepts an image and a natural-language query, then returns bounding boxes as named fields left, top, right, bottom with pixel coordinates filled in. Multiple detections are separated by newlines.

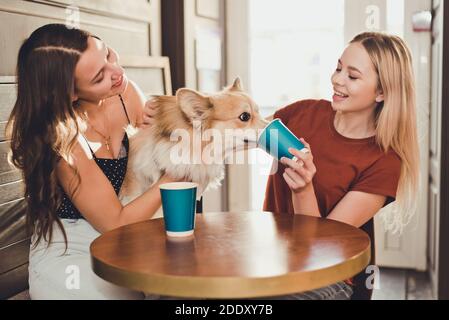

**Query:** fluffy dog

left=119, top=78, right=268, bottom=210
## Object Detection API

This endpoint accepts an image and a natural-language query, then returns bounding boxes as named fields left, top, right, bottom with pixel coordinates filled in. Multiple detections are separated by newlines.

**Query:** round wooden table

left=90, top=212, right=371, bottom=299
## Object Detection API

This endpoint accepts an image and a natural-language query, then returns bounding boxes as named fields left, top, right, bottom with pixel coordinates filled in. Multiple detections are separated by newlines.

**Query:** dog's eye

left=239, top=112, right=251, bottom=122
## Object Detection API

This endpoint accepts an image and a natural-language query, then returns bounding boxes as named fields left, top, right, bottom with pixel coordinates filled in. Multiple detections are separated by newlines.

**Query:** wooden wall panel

left=0, top=79, right=17, bottom=141
left=0, top=0, right=161, bottom=76
left=0, top=263, right=29, bottom=299
left=0, top=199, right=27, bottom=248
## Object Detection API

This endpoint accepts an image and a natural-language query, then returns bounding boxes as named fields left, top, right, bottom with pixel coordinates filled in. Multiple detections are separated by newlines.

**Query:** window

left=248, top=0, right=345, bottom=210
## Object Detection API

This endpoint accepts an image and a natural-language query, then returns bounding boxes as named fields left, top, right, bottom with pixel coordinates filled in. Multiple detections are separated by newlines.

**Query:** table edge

left=91, top=240, right=371, bottom=299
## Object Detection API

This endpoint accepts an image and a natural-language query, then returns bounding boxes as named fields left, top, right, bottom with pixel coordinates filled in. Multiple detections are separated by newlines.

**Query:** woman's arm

left=290, top=186, right=385, bottom=227
left=327, top=192, right=386, bottom=227
left=281, top=140, right=321, bottom=217
left=56, top=138, right=177, bottom=233
left=282, top=141, right=387, bottom=228
left=290, top=184, right=321, bottom=217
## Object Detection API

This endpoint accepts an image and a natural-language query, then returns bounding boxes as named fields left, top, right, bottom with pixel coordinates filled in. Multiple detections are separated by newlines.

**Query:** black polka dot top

left=57, top=95, right=131, bottom=220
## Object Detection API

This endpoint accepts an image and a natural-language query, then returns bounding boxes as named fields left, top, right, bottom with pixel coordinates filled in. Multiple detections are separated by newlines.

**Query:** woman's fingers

left=143, top=98, right=159, bottom=126
left=281, top=156, right=304, bottom=171
left=144, top=99, right=158, bottom=113
left=288, top=147, right=314, bottom=170
left=283, top=171, right=301, bottom=190
left=283, top=162, right=314, bottom=185
left=288, top=147, right=310, bottom=161
left=146, top=104, right=158, bottom=114
left=143, top=114, right=156, bottom=126
left=283, top=168, right=307, bottom=191
left=280, top=139, right=316, bottom=192
left=300, top=138, right=311, bottom=152
left=283, top=172, right=297, bottom=190
left=284, top=168, right=303, bottom=183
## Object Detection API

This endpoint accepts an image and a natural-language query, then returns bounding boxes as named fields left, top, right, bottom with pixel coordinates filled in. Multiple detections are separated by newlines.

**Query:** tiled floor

left=372, top=268, right=435, bottom=300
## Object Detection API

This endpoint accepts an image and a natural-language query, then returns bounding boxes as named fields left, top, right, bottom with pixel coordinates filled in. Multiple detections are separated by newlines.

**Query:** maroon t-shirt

left=263, top=99, right=402, bottom=299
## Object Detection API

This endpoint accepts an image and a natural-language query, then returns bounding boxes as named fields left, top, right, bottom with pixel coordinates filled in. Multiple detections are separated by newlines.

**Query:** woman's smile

left=332, top=88, right=349, bottom=103
left=112, top=74, right=127, bottom=90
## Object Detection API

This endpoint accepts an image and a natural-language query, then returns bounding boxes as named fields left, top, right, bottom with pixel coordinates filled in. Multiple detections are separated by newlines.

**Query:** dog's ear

left=226, top=77, right=244, bottom=92
left=177, top=88, right=212, bottom=121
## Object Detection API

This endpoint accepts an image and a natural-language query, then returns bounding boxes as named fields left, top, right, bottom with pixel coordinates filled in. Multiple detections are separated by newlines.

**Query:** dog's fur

left=119, top=78, right=268, bottom=212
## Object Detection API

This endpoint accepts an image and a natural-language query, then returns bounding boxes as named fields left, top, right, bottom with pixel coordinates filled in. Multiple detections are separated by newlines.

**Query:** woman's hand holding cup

left=280, top=138, right=316, bottom=193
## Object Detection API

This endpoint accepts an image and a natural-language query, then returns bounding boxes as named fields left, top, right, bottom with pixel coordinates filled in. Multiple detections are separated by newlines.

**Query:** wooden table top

left=90, top=212, right=371, bottom=298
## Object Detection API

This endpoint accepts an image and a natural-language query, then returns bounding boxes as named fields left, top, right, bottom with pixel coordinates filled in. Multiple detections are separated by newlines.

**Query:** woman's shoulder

left=122, top=79, right=143, bottom=99
left=381, top=148, right=402, bottom=168
left=365, top=146, right=402, bottom=176
left=120, top=79, right=146, bottom=125
left=274, top=99, right=332, bottom=122
left=56, top=135, right=96, bottom=180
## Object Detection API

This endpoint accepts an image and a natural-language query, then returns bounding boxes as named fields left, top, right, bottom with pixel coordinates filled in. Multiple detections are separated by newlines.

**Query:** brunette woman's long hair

left=6, top=24, right=92, bottom=248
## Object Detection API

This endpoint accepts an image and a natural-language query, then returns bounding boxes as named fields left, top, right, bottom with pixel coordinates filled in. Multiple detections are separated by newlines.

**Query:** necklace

left=83, top=110, right=112, bottom=152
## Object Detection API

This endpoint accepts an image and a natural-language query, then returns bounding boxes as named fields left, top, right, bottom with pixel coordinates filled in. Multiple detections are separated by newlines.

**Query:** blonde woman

left=263, top=32, right=419, bottom=300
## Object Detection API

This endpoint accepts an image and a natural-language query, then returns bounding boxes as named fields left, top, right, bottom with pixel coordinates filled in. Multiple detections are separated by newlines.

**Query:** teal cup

left=257, top=118, right=309, bottom=162
left=160, top=182, right=198, bottom=237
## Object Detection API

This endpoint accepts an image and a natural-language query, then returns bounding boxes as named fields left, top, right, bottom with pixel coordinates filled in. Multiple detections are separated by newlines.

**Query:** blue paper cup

left=257, top=118, right=309, bottom=162
left=160, top=182, right=198, bottom=237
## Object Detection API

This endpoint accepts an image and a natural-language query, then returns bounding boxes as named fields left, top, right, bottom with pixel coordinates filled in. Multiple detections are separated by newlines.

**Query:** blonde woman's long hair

left=350, top=32, right=420, bottom=234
